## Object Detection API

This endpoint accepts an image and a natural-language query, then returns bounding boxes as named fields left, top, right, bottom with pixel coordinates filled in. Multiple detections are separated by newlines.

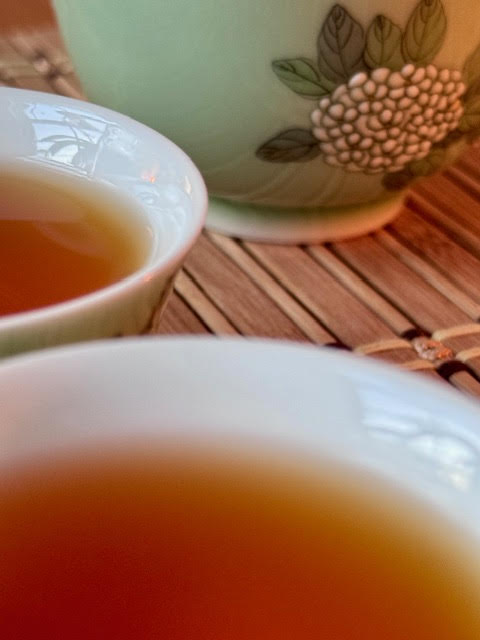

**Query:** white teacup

left=2, top=337, right=480, bottom=528
left=0, top=88, right=207, bottom=357
left=2, top=337, right=480, bottom=635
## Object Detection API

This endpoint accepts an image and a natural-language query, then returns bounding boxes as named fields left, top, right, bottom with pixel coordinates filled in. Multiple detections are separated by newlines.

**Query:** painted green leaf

left=408, top=148, right=446, bottom=176
left=256, top=129, right=320, bottom=163
left=402, top=0, right=447, bottom=64
left=384, top=145, right=448, bottom=189
left=463, top=42, right=480, bottom=102
left=272, top=59, right=335, bottom=98
left=464, top=42, right=480, bottom=84
left=364, top=15, right=404, bottom=70
left=434, top=128, right=464, bottom=148
left=458, top=95, right=480, bottom=132
left=317, top=5, right=366, bottom=84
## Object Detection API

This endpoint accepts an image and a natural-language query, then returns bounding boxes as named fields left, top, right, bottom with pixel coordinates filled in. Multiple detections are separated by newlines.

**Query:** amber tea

left=2, top=449, right=479, bottom=639
left=0, top=166, right=150, bottom=316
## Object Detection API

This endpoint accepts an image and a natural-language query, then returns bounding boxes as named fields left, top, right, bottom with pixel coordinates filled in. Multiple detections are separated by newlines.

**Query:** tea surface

left=0, top=167, right=149, bottom=315
left=1, top=451, right=479, bottom=639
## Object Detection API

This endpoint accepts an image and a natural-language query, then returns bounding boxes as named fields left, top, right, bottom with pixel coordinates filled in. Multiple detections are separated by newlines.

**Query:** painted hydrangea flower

left=310, top=64, right=466, bottom=174
left=256, top=1, right=480, bottom=189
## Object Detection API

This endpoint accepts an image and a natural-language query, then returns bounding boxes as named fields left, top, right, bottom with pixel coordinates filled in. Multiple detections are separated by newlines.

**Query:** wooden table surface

left=3, top=27, right=480, bottom=398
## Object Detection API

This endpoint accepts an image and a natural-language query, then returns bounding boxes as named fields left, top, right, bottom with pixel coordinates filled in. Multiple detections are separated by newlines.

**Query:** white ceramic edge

left=2, top=336, right=479, bottom=455
left=2, top=335, right=480, bottom=540
left=3, top=334, right=479, bottom=420
left=206, top=194, right=403, bottom=243
left=0, top=88, right=208, bottom=333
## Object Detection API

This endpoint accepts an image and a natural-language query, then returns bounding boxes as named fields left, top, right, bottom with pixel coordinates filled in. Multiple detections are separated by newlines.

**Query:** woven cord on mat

left=3, top=27, right=480, bottom=398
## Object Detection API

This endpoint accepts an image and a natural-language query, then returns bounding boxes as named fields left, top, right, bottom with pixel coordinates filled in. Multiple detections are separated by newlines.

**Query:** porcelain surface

left=0, top=88, right=207, bottom=356
left=1, top=337, right=479, bottom=539
left=53, top=0, right=480, bottom=241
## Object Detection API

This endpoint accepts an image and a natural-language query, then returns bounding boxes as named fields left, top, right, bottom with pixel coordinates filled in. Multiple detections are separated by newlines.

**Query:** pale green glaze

left=53, top=0, right=480, bottom=235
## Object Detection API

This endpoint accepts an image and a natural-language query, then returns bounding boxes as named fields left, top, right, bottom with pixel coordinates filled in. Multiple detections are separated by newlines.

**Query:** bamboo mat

left=3, top=28, right=480, bottom=398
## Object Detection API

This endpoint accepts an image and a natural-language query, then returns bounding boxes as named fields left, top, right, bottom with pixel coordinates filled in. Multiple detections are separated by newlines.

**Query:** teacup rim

left=2, top=335, right=480, bottom=538
left=0, top=87, right=208, bottom=330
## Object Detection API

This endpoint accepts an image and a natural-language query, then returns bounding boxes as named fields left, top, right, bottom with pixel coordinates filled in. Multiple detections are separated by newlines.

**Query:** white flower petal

left=392, top=111, right=405, bottom=125
left=332, top=85, right=348, bottom=101
left=418, top=93, right=430, bottom=106
left=406, top=143, right=420, bottom=154
left=369, top=156, right=385, bottom=169
left=358, top=101, right=371, bottom=115
left=356, top=117, right=372, bottom=137
left=339, top=93, right=355, bottom=108
left=375, top=130, right=389, bottom=142
left=334, top=138, right=350, bottom=151
left=389, top=87, right=405, bottom=100
left=387, top=72, right=405, bottom=88
left=394, top=154, right=411, bottom=166
left=348, top=72, right=368, bottom=88
left=328, top=104, right=345, bottom=120
left=406, top=85, right=420, bottom=98
left=371, top=68, right=390, bottom=83
left=384, top=98, right=397, bottom=111
left=444, top=81, right=455, bottom=94
left=411, top=68, right=426, bottom=83
left=312, top=127, right=330, bottom=142
left=344, top=108, right=358, bottom=122
left=401, top=64, right=415, bottom=78
left=350, top=87, right=366, bottom=102
left=382, top=139, right=397, bottom=153
left=311, top=109, right=322, bottom=126
left=379, top=109, right=393, bottom=124
left=375, top=85, right=389, bottom=99
left=398, top=97, right=413, bottom=109
left=324, top=155, right=343, bottom=167
left=388, top=127, right=401, bottom=139
left=363, top=79, right=377, bottom=96
left=322, top=114, right=337, bottom=128
left=419, top=78, right=433, bottom=91
left=320, top=142, right=336, bottom=154
left=367, top=115, right=383, bottom=131
left=359, top=137, right=374, bottom=150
